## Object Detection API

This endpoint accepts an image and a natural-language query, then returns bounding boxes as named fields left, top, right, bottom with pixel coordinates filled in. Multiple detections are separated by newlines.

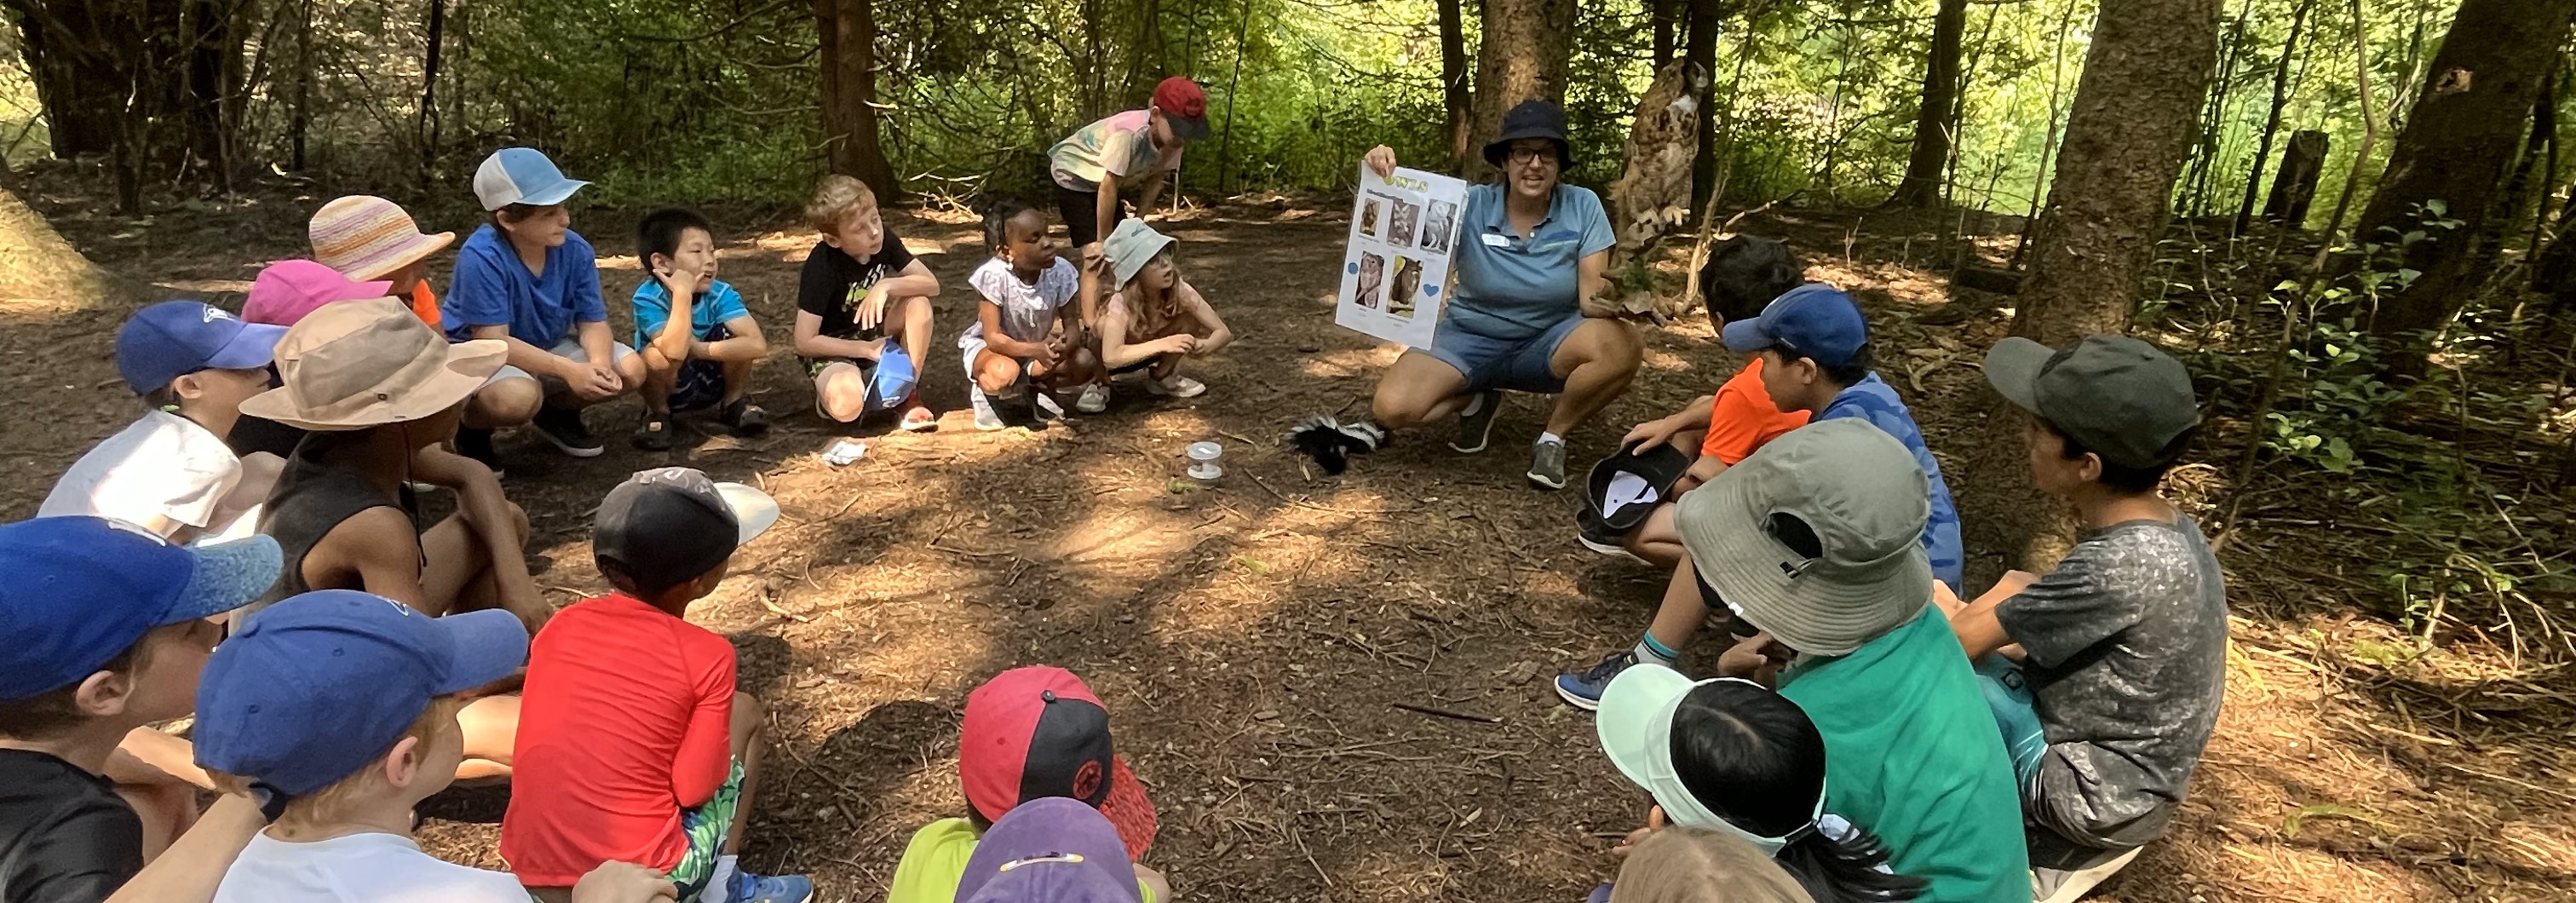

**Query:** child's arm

left=101, top=793, right=264, bottom=903
left=408, top=447, right=543, bottom=631
left=699, top=315, right=768, bottom=363
left=670, top=653, right=738, bottom=808
left=1095, top=296, right=1192, bottom=370
left=1136, top=168, right=1170, bottom=220
left=979, top=299, right=1053, bottom=361
left=792, top=309, right=885, bottom=361
left=1090, top=172, right=1123, bottom=257
left=640, top=269, right=697, bottom=373
left=1172, top=279, right=1233, bottom=355
left=1943, top=571, right=2038, bottom=660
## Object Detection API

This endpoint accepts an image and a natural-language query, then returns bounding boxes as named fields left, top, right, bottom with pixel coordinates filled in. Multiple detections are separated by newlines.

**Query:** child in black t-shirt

left=794, top=175, right=942, bottom=431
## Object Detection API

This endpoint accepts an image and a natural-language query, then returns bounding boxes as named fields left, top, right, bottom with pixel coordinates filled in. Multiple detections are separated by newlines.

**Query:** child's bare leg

left=972, top=348, right=1023, bottom=394
left=719, top=357, right=756, bottom=405
left=890, top=296, right=934, bottom=374
left=1049, top=346, right=1101, bottom=388
left=640, top=359, right=679, bottom=416
left=114, top=779, right=197, bottom=860
left=1647, top=556, right=1714, bottom=653
left=724, top=692, right=767, bottom=854
left=455, top=693, right=520, bottom=781
left=1625, top=503, right=1687, bottom=568
left=465, top=374, right=543, bottom=430
left=813, top=363, right=870, bottom=423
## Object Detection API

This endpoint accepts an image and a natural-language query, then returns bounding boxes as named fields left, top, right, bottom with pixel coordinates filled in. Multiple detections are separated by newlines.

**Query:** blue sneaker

left=728, top=869, right=814, bottom=903
left=1555, top=651, right=1639, bottom=710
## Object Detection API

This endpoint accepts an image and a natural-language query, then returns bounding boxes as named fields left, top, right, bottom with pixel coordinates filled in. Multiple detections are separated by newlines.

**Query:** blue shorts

left=663, top=323, right=733, bottom=412
left=1419, top=313, right=1585, bottom=394
left=1976, top=654, right=2047, bottom=801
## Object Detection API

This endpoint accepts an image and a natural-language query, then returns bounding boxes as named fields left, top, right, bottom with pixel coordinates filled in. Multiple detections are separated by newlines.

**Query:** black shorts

left=1055, top=184, right=1130, bottom=248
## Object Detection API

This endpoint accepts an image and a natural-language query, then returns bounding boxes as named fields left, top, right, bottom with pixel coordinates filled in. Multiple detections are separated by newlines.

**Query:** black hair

left=1669, top=681, right=1928, bottom=903
left=596, top=554, right=691, bottom=602
left=492, top=202, right=549, bottom=227
left=636, top=208, right=716, bottom=268
left=1768, top=342, right=1873, bottom=387
left=1700, top=236, right=1805, bottom=324
left=983, top=197, right=1039, bottom=255
left=0, top=644, right=141, bottom=739
left=2043, top=419, right=2194, bottom=495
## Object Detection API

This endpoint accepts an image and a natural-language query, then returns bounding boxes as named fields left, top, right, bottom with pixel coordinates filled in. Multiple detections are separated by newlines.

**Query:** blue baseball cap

left=1719, top=283, right=1870, bottom=368
left=115, top=301, right=290, bottom=394
left=863, top=344, right=919, bottom=415
left=471, top=147, right=590, bottom=211
left=957, top=797, right=1144, bottom=903
left=194, top=590, right=528, bottom=797
left=0, top=517, right=281, bottom=701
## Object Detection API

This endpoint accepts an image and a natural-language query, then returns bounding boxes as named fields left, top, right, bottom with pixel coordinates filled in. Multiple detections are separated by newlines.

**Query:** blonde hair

left=210, top=695, right=464, bottom=829
left=1609, top=828, right=1818, bottom=903
left=805, top=174, right=879, bottom=233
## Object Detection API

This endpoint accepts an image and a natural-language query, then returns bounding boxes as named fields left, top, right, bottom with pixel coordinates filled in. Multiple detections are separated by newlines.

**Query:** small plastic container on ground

left=1186, top=440, right=1223, bottom=480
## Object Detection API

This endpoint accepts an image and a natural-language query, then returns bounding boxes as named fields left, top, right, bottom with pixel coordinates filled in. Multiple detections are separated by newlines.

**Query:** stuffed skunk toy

left=1286, top=415, right=1390, bottom=475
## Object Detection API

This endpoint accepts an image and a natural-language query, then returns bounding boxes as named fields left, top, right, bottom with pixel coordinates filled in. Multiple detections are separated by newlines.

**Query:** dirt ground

left=3, top=178, right=2571, bottom=902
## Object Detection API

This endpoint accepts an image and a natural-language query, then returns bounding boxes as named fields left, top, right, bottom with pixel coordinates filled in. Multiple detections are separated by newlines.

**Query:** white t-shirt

left=39, top=410, right=246, bottom=534
left=961, top=256, right=1080, bottom=347
left=214, top=831, right=532, bottom=903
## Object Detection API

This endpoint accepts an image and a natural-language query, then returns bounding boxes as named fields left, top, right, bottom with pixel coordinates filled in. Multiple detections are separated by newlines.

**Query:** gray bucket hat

left=1672, top=418, right=1933, bottom=656
left=1102, top=218, right=1176, bottom=290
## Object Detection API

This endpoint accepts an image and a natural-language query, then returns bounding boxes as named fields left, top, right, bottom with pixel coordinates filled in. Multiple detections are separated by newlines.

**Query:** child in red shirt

left=500, top=468, right=812, bottom=903
left=1580, top=235, right=1808, bottom=567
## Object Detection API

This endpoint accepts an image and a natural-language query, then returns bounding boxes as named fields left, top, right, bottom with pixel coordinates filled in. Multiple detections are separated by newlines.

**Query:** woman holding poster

left=1360, top=99, right=1643, bottom=491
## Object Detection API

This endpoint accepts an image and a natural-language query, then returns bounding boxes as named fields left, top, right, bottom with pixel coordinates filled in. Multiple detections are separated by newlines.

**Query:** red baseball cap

left=1150, top=77, right=1211, bottom=141
left=961, top=666, right=1159, bottom=859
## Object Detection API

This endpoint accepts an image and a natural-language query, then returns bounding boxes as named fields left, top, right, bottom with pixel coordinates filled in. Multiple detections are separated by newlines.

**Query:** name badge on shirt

left=1479, top=233, right=1513, bottom=248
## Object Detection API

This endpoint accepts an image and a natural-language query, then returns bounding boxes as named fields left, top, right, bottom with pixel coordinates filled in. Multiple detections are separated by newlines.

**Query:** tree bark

left=2234, top=0, right=2310, bottom=234
left=1440, top=0, right=1473, bottom=172
left=1889, top=0, right=1966, bottom=208
left=2350, top=0, right=2576, bottom=340
left=417, top=0, right=446, bottom=187
left=1957, top=0, right=2222, bottom=584
left=815, top=0, right=898, bottom=198
left=1683, top=0, right=1728, bottom=208
left=2263, top=129, right=2328, bottom=226
left=1652, top=0, right=1676, bottom=68
left=1465, top=0, right=1578, bottom=182
left=2486, top=55, right=2558, bottom=261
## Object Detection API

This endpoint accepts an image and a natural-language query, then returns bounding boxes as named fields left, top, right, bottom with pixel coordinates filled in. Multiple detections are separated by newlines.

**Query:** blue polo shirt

left=630, top=279, right=754, bottom=350
left=1819, top=373, right=1964, bottom=591
left=1445, top=183, right=1614, bottom=341
left=441, top=224, right=607, bottom=348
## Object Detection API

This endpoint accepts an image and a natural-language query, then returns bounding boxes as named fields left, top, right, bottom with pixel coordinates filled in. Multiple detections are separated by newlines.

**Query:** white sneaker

left=1075, top=383, right=1110, bottom=414
left=1034, top=391, right=1065, bottom=419
left=1146, top=375, right=1206, bottom=398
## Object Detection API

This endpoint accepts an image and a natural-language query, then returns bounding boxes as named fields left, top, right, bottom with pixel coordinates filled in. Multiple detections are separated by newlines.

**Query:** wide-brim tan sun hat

left=239, top=297, right=505, bottom=432
left=1673, top=417, right=1935, bottom=656
left=309, top=195, right=455, bottom=283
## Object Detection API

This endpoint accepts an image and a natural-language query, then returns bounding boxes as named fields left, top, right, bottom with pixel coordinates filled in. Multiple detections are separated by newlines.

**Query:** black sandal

left=716, top=398, right=771, bottom=435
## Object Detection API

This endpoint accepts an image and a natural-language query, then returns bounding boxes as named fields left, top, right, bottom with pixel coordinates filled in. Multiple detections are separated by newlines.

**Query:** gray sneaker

left=1452, top=389, right=1503, bottom=453
left=1527, top=437, right=1568, bottom=490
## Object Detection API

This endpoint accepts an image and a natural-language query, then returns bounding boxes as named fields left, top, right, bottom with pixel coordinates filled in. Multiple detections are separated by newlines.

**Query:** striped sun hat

left=308, top=195, right=454, bottom=282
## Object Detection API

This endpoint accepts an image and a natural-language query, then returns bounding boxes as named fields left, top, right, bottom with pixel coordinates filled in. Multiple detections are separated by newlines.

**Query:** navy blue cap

left=0, top=517, right=280, bottom=700
left=1720, top=284, right=1870, bottom=368
left=957, top=797, right=1144, bottom=903
left=194, top=590, right=528, bottom=798
left=115, top=301, right=290, bottom=394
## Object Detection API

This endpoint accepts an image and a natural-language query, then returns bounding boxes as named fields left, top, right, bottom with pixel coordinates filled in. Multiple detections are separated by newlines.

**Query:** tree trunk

left=2351, top=0, right=2576, bottom=340
left=1889, top=0, right=1966, bottom=208
left=3, top=0, right=132, bottom=158
left=417, top=0, right=446, bottom=188
left=1465, top=0, right=1578, bottom=182
left=1683, top=0, right=1728, bottom=208
left=2234, top=0, right=2311, bottom=233
left=1957, top=0, right=2222, bottom=585
left=1652, top=0, right=1676, bottom=67
left=2263, top=129, right=2328, bottom=226
left=2486, top=55, right=2558, bottom=261
left=815, top=0, right=898, bottom=198
left=1440, top=0, right=1473, bottom=172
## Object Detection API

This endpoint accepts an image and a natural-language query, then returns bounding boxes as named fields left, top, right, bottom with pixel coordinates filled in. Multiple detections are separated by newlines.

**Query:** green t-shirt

left=1778, top=608, right=2031, bottom=902
left=888, top=817, right=1157, bottom=903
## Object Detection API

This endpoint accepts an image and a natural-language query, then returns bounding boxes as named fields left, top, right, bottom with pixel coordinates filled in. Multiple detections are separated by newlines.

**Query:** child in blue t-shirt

left=629, top=209, right=771, bottom=450
left=442, top=147, right=642, bottom=461
left=1556, top=283, right=1962, bottom=709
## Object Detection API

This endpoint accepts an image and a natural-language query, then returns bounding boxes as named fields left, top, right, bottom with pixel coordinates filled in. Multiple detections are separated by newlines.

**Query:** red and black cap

left=961, top=666, right=1159, bottom=859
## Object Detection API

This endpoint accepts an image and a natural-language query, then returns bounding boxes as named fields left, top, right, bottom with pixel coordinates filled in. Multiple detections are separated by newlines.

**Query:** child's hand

left=1623, top=417, right=1682, bottom=452
left=857, top=285, right=892, bottom=331
left=1363, top=145, right=1399, bottom=179
left=572, top=861, right=676, bottom=903
left=1716, top=631, right=1793, bottom=687
left=1161, top=334, right=1199, bottom=356
left=653, top=260, right=699, bottom=298
left=1612, top=806, right=1667, bottom=859
left=561, top=359, right=624, bottom=400
left=1132, top=863, right=1172, bottom=902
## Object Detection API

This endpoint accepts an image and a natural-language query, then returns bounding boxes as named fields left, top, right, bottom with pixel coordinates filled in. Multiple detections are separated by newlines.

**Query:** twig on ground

left=1392, top=701, right=1501, bottom=724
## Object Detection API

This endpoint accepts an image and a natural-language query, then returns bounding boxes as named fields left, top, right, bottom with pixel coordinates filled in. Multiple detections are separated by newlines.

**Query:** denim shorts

left=1419, top=313, right=1586, bottom=394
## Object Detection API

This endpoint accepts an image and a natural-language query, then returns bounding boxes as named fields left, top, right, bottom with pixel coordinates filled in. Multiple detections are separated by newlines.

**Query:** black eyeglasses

left=1506, top=147, right=1556, bottom=166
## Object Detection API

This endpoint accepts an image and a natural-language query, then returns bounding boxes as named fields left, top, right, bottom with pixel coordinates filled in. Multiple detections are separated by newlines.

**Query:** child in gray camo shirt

left=1937, top=335, right=2224, bottom=903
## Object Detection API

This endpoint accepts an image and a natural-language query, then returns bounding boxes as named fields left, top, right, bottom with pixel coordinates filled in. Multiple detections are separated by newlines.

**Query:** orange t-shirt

left=1699, top=357, right=1809, bottom=463
left=407, top=282, right=442, bottom=326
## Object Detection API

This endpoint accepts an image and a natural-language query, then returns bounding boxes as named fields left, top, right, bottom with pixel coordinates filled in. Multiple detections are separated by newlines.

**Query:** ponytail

left=1769, top=819, right=1925, bottom=903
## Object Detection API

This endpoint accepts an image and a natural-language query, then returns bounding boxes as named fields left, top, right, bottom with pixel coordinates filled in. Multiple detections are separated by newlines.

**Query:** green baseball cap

left=1673, top=418, right=1933, bottom=657
left=1983, top=335, right=2199, bottom=469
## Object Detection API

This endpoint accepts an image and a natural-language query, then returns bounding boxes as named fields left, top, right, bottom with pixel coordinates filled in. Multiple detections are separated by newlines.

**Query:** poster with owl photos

left=1335, top=164, right=1466, bottom=348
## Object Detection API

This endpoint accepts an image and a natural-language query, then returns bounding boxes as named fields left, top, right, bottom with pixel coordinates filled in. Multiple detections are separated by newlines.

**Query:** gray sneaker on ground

left=1527, top=436, right=1568, bottom=490
left=1452, top=389, right=1503, bottom=453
